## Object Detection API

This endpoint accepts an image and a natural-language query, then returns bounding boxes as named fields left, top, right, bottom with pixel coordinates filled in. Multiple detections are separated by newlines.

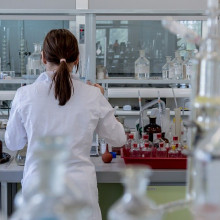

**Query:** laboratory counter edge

left=0, top=155, right=187, bottom=185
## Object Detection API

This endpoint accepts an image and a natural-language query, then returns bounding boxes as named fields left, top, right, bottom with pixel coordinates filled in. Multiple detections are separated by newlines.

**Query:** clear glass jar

left=108, top=166, right=163, bottom=220
left=134, top=50, right=150, bottom=79
left=172, top=51, right=183, bottom=79
left=10, top=136, right=91, bottom=220
left=162, top=56, right=173, bottom=79
left=183, top=50, right=194, bottom=80
left=27, top=43, right=44, bottom=77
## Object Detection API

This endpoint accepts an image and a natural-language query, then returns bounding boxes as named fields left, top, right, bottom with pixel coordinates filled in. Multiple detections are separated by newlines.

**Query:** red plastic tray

left=121, top=148, right=187, bottom=169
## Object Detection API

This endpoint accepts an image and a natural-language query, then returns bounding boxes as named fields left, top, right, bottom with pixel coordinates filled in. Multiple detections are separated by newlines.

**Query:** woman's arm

left=5, top=89, right=27, bottom=151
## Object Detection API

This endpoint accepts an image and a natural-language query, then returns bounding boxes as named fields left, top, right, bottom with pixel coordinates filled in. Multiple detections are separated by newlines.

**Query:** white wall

left=0, top=0, right=76, bottom=9
left=89, top=0, right=207, bottom=10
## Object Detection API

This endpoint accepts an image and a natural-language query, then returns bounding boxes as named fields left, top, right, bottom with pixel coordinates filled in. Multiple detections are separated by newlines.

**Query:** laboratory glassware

left=134, top=50, right=150, bottom=79
left=162, top=56, right=173, bottom=79
left=144, top=116, right=161, bottom=142
left=183, top=50, right=194, bottom=80
left=172, top=51, right=183, bottom=79
left=1, top=27, right=8, bottom=71
left=10, top=136, right=91, bottom=220
left=156, top=142, right=167, bottom=158
left=27, top=43, right=44, bottom=76
left=108, top=166, right=163, bottom=220
left=15, top=145, right=27, bottom=166
left=193, top=127, right=220, bottom=220
left=153, top=133, right=165, bottom=157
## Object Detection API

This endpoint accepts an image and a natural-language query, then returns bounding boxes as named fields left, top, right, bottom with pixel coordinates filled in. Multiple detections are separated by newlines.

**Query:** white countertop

left=0, top=147, right=187, bottom=185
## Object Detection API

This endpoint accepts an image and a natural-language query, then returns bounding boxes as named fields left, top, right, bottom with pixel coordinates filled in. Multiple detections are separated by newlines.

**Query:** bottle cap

left=143, top=134, right=149, bottom=140
left=157, top=133, right=162, bottom=138
left=159, top=142, right=164, bottom=148
left=133, top=143, right=138, bottom=148
left=173, top=136, right=178, bottom=141
left=129, top=133, right=134, bottom=139
left=171, top=145, right=176, bottom=150
left=145, top=143, right=149, bottom=148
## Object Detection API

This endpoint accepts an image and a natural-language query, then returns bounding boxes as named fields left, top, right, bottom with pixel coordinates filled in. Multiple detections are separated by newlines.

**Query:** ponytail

left=43, top=29, right=79, bottom=106
left=52, top=61, right=73, bottom=106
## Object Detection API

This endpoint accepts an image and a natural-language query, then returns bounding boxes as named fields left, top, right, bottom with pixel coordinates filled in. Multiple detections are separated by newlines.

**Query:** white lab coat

left=5, top=71, right=127, bottom=220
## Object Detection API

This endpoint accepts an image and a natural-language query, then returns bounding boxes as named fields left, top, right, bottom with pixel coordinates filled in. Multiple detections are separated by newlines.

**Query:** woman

left=5, top=29, right=126, bottom=220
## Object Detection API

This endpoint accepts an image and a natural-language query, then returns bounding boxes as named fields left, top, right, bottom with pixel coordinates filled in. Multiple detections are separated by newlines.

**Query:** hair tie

left=60, top=58, right=66, bottom=63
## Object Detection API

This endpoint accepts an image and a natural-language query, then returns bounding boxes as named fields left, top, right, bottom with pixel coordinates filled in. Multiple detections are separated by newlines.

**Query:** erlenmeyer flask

left=108, top=166, right=163, bottom=220
left=10, top=136, right=91, bottom=220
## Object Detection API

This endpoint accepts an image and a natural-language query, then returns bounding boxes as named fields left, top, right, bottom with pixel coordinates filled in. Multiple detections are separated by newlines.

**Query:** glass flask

left=134, top=50, right=150, bottom=79
left=172, top=51, right=183, bottom=79
left=162, top=56, right=173, bottom=79
left=192, top=0, right=220, bottom=133
left=27, top=43, right=44, bottom=76
left=10, top=136, right=91, bottom=220
left=193, top=127, right=220, bottom=220
left=144, top=117, right=161, bottom=142
left=108, top=166, right=163, bottom=220
left=186, top=0, right=220, bottom=200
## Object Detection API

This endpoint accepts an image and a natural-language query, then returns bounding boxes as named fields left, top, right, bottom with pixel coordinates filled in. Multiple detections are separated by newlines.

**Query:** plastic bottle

left=168, top=145, right=178, bottom=158
left=141, top=143, right=152, bottom=157
left=125, top=133, right=135, bottom=156
left=157, top=142, right=167, bottom=158
left=153, top=133, right=165, bottom=158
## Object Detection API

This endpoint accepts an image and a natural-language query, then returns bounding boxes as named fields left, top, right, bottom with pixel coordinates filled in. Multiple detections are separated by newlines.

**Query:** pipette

left=138, top=90, right=144, bottom=138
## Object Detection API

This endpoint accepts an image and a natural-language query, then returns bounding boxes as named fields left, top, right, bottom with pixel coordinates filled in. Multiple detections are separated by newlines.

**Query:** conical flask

left=10, top=136, right=91, bottom=220
left=108, top=166, right=163, bottom=220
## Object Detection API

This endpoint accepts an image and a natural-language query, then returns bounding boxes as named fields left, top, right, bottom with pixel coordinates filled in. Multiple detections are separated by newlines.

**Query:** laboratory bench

left=0, top=146, right=187, bottom=219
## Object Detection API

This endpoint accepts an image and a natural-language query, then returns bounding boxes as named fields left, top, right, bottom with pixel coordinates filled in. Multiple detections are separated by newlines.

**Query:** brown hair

left=43, top=29, right=79, bottom=106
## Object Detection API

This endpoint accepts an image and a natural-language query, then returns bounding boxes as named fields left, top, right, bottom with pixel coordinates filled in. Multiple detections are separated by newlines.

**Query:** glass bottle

left=168, top=145, right=178, bottom=158
left=144, top=117, right=161, bottom=142
left=172, top=51, right=183, bottom=80
left=135, top=50, right=150, bottom=79
left=157, top=142, right=167, bottom=158
left=193, top=127, right=220, bottom=220
left=27, top=43, right=44, bottom=76
left=108, top=166, right=163, bottom=220
left=10, top=136, right=91, bottom=220
left=130, top=143, right=140, bottom=157
left=153, top=133, right=165, bottom=158
left=170, top=136, right=182, bottom=157
left=141, top=143, right=152, bottom=158
left=183, top=50, right=194, bottom=80
left=162, top=56, right=173, bottom=79
left=139, top=134, right=153, bottom=149
left=124, top=133, right=135, bottom=156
